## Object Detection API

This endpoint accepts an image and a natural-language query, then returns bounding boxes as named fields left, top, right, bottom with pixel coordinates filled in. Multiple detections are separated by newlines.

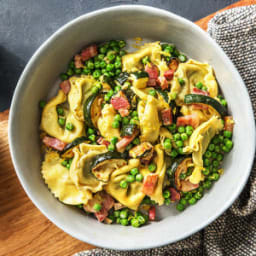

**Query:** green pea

left=129, top=118, right=138, bottom=125
left=131, top=218, right=140, bottom=227
left=170, top=149, right=178, bottom=158
left=130, top=167, right=139, bottom=176
left=133, top=137, right=140, bottom=145
left=168, top=123, right=177, bottom=133
left=212, top=152, right=217, bottom=159
left=93, top=203, right=102, bottom=212
left=75, top=68, right=82, bottom=75
left=185, top=125, right=194, bottom=136
left=178, top=147, right=184, bottom=155
left=91, top=86, right=99, bottom=94
left=225, top=140, right=233, bottom=149
left=137, top=215, right=147, bottom=225
left=135, top=173, right=143, bottom=182
left=60, top=73, right=68, bottom=81
left=176, top=140, right=183, bottom=148
left=178, top=126, right=185, bottom=133
left=61, top=160, right=68, bottom=167
left=195, top=82, right=203, bottom=89
left=87, top=128, right=95, bottom=135
left=195, top=192, right=203, bottom=200
left=67, top=69, right=74, bottom=76
left=209, top=173, right=220, bottom=181
left=88, top=134, right=96, bottom=142
left=112, top=120, right=120, bottom=128
left=178, top=54, right=187, bottom=62
left=93, top=69, right=101, bottom=79
left=116, top=217, right=121, bottom=224
left=115, top=69, right=122, bottom=76
left=104, top=94, right=110, bottom=102
left=185, top=192, right=192, bottom=200
left=208, top=144, right=215, bottom=151
left=179, top=173, right=186, bottom=180
left=221, top=145, right=229, bottom=153
left=120, top=209, right=128, bottom=219
left=122, top=117, right=129, bottom=125
left=118, top=40, right=126, bottom=48
left=212, top=137, right=219, bottom=144
left=188, top=197, right=197, bottom=205
left=58, top=117, right=65, bottom=126
left=202, top=86, right=208, bottom=91
left=163, top=190, right=171, bottom=199
left=218, top=135, right=224, bottom=142
left=204, top=151, right=212, bottom=158
left=76, top=204, right=83, bottom=209
left=173, top=133, right=181, bottom=141
left=65, top=122, right=74, bottom=131
left=111, top=136, right=118, bottom=145
left=99, top=61, right=106, bottom=69
left=164, top=138, right=172, bottom=150
left=87, top=60, right=94, bottom=70
left=108, top=143, right=115, bottom=152
left=204, top=158, right=210, bottom=167
left=178, top=78, right=185, bottom=85
left=120, top=50, right=126, bottom=56
left=221, top=99, right=227, bottom=107
left=148, top=163, right=157, bottom=172
left=106, top=63, right=114, bottom=71
left=180, top=198, right=187, bottom=206
left=83, top=67, right=90, bottom=75
left=176, top=203, right=185, bottom=211
left=97, top=54, right=104, bottom=60
left=68, top=61, right=75, bottom=69
left=114, top=210, right=120, bottom=218
left=181, top=133, right=188, bottom=141
left=217, top=154, right=223, bottom=161
left=202, top=167, right=210, bottom=176
left=114, top=85, right=121, bottom=93
left=203, top=180, right=212, bottom=189
left=126, top=175, right=135, bottom=183
left=215, top=145, right=221, bottom=153
left=164, top=198, right=171, bottom=205
left=120, top=180, right=128, bottom=189
left=57, top=106, right=64, bottom=115
left=39, top=100, right=46, bottom=109
left=114, top=114, right=122, bottom=122
left=223, top=130, right=232, bottom=138
left=120, top=219, right=129, bottom=226
left=114, top=61, right=122, bottom=69
left=149, top=89, right=157, bottom=97
left=99, top=46, right=107, bottom=54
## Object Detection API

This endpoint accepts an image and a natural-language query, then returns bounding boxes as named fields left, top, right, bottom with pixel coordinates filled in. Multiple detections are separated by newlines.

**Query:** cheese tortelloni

left=146, top=144, right=166, bottom=205
left=68, top=75, right=96, bottom=121
left=171, top=59, right=218, bottom=105
left=69, top=143, right=108, bottom=203
left=40, top=90, right=84, bottom=143
left=184, top=116, right=223, bottom=167
left=122, top=42, right=163, bottom=72
left=41, top=151, right=89, bottom=205
left=138, top=95, right=160, bottom=143
left=97, top=104, right=121, bottom=141
left=105, top=159, right=144, bottom=210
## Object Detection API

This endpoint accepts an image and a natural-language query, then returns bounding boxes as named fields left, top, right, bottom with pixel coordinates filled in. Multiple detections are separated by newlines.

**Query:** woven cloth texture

left=74, top=6, right=256, bottom=256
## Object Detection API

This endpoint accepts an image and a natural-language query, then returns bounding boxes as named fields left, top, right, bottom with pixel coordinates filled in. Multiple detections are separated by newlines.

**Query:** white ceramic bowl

left=9, top=5, right=255, bottom=250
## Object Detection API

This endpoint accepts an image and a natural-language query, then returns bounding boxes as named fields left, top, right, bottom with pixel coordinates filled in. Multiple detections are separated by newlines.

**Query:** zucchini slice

left=156, top=89, right=169, bottom=103
left=131, top=71, right=149, bottom=89
left=116, top=72, right=129, bottom=85
left=121, top=124, right=137, bottom=137
left=88, top=152, right=127, bottom=182
left=60, top=136, right=88, bottom=157
left=184, top=94, right=227, bottom=117
left=132, top=71, right=149, bottom=79
left=83, top=93, right=103, bottom=129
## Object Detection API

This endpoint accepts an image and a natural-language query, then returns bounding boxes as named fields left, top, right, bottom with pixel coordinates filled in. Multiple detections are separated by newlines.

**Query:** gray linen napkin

left=74, top=6, right=256, bottom=256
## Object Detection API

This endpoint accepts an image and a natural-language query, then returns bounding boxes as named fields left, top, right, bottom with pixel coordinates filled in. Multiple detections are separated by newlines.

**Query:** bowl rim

left=8, top=5, right=256, bottom=251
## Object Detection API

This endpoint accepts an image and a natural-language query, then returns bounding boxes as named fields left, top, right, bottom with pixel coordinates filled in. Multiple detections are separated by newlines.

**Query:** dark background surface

left=0, top=0, right=237, bottom=112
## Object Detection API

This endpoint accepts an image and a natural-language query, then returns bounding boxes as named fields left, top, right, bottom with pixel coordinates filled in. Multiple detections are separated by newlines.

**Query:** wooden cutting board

left=1, top=0, right=255, bottom=255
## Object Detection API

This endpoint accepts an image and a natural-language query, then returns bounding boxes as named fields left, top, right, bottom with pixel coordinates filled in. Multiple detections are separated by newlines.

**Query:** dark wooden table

left=0, top=0, right=237, bottom=112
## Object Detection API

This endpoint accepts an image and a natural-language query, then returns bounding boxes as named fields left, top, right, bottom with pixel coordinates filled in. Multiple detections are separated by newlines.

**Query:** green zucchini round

left=184, top=94, right=227, bottom=117
left=168, top=157, right=186, bottom=187
left=156, top=89, right=169, bottom=103
left=121, top=124, right=137, bottom=137
left=83, top=93, right=103, bottom=129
